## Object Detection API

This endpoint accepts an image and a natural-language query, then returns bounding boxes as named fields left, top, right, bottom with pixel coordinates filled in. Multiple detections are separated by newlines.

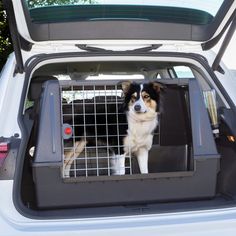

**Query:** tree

left=28, top=0, right=97, bottom=8
left=0, top=0, right=96, bottom=70
left=0, top=1, right=13, bottom=70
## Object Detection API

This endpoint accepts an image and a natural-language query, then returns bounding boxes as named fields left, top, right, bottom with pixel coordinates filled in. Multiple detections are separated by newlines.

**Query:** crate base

left=33, top=158, right=218, bottom=209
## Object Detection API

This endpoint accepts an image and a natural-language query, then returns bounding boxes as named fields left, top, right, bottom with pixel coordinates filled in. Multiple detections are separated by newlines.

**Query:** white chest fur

left=124, top=110, right=158, bottom=154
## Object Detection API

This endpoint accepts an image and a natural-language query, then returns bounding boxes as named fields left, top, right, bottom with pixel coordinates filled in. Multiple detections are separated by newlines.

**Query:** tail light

left=0, top=142, right=10, bottom=167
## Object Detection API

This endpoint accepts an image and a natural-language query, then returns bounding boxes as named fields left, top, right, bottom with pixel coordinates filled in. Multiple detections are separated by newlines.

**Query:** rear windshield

left=25, top=0, right=224, bottom=24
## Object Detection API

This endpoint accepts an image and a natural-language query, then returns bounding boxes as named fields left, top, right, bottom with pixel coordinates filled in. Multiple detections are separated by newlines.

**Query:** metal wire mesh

left=61, top=84, right=131, bottom=178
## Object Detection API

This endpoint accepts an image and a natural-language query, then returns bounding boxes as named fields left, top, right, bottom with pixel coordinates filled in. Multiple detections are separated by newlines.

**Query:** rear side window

left=173, top=66, right=194, bottom=78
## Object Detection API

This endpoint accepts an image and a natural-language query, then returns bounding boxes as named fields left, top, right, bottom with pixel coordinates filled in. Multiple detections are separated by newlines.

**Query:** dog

left=121, top=81, right=163, bottom=174
left=63, top=81, right=163, bottom=177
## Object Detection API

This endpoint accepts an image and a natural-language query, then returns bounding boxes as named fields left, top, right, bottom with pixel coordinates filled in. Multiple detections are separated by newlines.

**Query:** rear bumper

left=2, top=180, right=236, bottom=236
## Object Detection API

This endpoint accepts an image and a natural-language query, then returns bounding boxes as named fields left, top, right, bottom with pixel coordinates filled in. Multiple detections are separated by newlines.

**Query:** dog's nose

left=134, top=104, right=141, bottom=112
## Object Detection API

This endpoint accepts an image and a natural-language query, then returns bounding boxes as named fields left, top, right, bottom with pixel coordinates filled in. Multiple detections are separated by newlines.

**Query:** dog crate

left=32, top=79, right=220, bottom=209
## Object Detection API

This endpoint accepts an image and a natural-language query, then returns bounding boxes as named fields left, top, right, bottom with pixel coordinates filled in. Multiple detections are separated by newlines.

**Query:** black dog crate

left=32, top=79, right=220, bottom=209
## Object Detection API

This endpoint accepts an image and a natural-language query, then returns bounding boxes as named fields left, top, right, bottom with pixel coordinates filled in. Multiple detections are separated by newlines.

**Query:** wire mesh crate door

left=61, top=83, right=131, bottom=178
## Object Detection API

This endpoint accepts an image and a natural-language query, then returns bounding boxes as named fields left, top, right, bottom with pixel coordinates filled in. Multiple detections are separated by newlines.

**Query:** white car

left=1, top=0, right=236, bottom=235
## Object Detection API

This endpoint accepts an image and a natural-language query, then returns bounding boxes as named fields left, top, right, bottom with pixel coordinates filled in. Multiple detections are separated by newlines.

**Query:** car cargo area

left=19, top=59, right=236, bottom=216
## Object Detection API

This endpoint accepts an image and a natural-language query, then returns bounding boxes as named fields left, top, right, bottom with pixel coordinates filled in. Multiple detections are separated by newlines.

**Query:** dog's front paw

left=137, top=148, right=149, bottom=174
left=110, top=154, right=126, bottom=175
left=63, top=166, right=71, bottom=178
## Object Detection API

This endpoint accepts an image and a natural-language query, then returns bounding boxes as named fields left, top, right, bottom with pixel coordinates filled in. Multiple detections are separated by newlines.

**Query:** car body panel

left=2, top=180, right=236, bottom=235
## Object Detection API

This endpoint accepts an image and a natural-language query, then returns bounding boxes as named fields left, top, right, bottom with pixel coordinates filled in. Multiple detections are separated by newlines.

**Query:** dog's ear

left=151, top=82, right=166, bottom=93
left=120, top=81, right=132, bottom=95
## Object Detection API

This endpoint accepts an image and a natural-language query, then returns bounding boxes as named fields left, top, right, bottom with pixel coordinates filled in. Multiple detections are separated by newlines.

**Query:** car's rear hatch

left=3, top=0, right=236, bottom=74
left=11, top=0, right=236, bottom=44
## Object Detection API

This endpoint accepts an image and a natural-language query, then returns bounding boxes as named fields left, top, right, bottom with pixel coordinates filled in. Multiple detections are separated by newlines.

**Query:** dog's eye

left=143, top=95, right=150, bottom=99
left=131, top=95, right=136, bottom=100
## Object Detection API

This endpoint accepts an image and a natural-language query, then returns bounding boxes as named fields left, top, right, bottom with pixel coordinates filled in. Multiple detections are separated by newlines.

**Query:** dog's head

left=121, top=81, right=164, bottom=114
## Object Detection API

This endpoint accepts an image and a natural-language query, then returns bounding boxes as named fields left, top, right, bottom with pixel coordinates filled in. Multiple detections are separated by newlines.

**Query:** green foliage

left=0, top=0, right=96, bottom=70
left=27, top=0, right=97, bottom=8
left=0, top=2, right=13, bottom=70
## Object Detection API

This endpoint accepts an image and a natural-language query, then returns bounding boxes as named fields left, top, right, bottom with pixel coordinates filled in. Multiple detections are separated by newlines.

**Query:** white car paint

left=1, top=1, right=236, bottom=235
left=1, top=180, right=236, bottom=236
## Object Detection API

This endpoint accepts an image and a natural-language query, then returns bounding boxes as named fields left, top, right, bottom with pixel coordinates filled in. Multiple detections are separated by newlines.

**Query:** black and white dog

left=121, top=81, right=162, bottom=174
left=64, top=81, right=163, bottom=177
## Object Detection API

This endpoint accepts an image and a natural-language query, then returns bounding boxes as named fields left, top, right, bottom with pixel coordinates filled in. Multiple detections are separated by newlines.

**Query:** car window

left=173, top=66, right=194, bottom=79
left=25, top=0, right=223, bottom=24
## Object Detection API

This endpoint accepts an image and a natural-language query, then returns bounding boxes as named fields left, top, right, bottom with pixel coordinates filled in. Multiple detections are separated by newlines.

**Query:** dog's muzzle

left=133, top=100, right=147, bottom=113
